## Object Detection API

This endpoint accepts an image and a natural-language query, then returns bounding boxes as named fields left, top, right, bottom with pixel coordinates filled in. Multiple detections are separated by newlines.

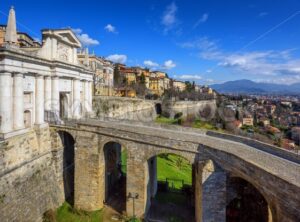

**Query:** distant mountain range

left=211, top=79, right=300, bottom=94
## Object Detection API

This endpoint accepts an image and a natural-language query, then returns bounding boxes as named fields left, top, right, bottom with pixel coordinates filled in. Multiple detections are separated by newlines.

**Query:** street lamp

left=127, top=192, right=139, bottom=219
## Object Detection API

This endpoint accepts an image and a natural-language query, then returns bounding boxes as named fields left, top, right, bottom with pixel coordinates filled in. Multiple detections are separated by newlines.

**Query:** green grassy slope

left=157, top=154, right=192, bottom=189
left=54, top=202, right=103, bottom=222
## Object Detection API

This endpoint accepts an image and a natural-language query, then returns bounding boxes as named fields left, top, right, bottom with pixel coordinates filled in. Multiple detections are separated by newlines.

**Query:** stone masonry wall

left=93, top=96, right=157, bottom=122
left=162, top=100, right=217, bottom=119
left=0, top=126, right=64, bottom=222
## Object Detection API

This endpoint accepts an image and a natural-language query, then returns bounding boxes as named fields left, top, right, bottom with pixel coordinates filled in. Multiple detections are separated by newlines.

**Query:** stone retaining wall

left=0, top=126, right=64, bottom=222
left=93, top=96, right=157, bottom=122
left=161, top=99, right=217, bottom=119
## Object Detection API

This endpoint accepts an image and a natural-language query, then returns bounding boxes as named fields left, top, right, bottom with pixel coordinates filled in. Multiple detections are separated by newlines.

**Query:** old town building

left=78, top=50, right=114, bottom=96
left=172, top=80, right=186, bottom=91
left=0, top=24, right=41, bottom=47
left=242, top=116, right=254, bottom=126
left=291, top=127, right=300, bottom=145
left=0, top=7, right=93, bottom=138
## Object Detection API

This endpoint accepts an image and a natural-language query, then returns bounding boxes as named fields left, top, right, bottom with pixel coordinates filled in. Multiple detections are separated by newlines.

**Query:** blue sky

left=1, top=0, right=300, bottom=85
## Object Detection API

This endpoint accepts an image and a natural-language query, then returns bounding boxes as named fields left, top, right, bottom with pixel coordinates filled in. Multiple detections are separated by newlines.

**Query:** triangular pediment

left=56, top=30, right=81, bottom=46
left=42, top=29, right=82, bottom=48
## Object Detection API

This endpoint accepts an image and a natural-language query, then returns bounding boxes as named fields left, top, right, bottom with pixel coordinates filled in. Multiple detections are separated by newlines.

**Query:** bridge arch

left=226, top=176, right=273, bottom=222
left=144, top=148, right=196, bottom=165
left=145, top=152, right=195, bottom=221
left=102, top=140, right=127, bottom=214
left=57, top=130, right=75, bottom=205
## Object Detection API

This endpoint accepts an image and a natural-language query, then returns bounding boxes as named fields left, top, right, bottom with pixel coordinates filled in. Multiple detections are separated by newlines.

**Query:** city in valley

left=0, top=1, right=299, bottom=222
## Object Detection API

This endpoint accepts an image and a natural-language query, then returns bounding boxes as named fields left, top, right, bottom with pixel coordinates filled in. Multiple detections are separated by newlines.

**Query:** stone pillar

left=72, top=78, right=81, bottom=119
left=202, top=171, right=226, bottom=222
left=13, top=73, right=24, bottom=130
left=195, top=160, right=227, bottom=222
left=126, top=147, right=148, bottom=218
left=44, top=76, right=52, bottom=111
left=0, top=72, right=13, bottom=133
left=195, top=161, right=202, bottom=222
left=35, top=75, right=44, bottom=125
left=51, top=76, right=59, bottom=117
left=74, top=136, right=105, bottom=211
left=149, top=157, right=157, bottom=198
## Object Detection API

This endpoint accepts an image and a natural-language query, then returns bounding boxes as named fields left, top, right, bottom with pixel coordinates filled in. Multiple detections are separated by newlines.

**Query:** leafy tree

left=139, top=73, right=146, bottom=85
left=185, top=81, right=193, bottom=92
left=113, top=66, right=121, bottom=87
left=176, top=157, right=183, bottom=170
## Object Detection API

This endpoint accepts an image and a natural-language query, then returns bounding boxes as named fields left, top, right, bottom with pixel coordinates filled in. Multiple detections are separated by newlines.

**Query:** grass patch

left=192, top=119, right=218, bottom=131
left=121, top=150, right=127, bottom=174
left=47, top=202, right=103, bottom=222
left=155, top=116, right=180, bottom=125
left=156, top=116, right=221, bottom=132
left=157, top=154, right=192, bottom=189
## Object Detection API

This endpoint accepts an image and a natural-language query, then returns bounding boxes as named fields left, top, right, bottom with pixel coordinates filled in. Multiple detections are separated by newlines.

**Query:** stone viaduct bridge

left=51, top=119, right=300, bottom=222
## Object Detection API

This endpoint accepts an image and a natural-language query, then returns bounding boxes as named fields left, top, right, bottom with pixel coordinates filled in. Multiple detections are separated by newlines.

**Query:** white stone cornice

left=0, top=49, right=93, bottom=75
left=12, top=72, right=24, bottom=78
left=0, top=71, right=12, bottom=76
left=35, top=74, right=44, bottom=78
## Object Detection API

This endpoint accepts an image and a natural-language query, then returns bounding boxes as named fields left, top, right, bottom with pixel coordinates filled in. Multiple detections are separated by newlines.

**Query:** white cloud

left=33, top=37, right=41, bottom=43
left=205, top=79, right=215, bottom=83
left=180, top=37, right=218, bottom=52
left=72, top=28, right=82, bottom=34
left=104, top=24, right=118, bottom=33
left=255, top=76, right=300, bottom=84
left=180, top=37, right=300, bottom=84
left=179, top=37, right=222, bottom=60
left=144, top=60, right=159, bottom=68
left=218, top=50, right=300, bottom=76
left=162, top=2, right=178, bottom=32
left=163, top=60, right=176, bottom=69
left=178, top=75, right=203, bottom=80
left=106, top=54, right=127, bottom=64
left=258, top=12, right=269, bottom=17
left=72, top=28, right=99, bottom=46
left=194, top=13, right=209, bottom=28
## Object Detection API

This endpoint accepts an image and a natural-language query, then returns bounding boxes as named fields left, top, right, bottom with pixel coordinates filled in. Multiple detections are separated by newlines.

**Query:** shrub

left=174, top=112, right=183, bottom=119
left=43, top=209, right=57, bottom=222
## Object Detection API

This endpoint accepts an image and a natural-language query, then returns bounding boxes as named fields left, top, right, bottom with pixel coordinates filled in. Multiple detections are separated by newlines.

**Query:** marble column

left=0, top=72, right=13, bottom=133
left=88, top=81, right=92, bottom=112
left=13, top=73, right=24, bottom=130
left=72, top=78, right=81, bottom=119
left=35, top=75, right=44, bottom=125
left=51, top=76, right=59, bottom=117
left=84, top=80, right=90, bottom=115
left=44, top=76, right=52, bottom=111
